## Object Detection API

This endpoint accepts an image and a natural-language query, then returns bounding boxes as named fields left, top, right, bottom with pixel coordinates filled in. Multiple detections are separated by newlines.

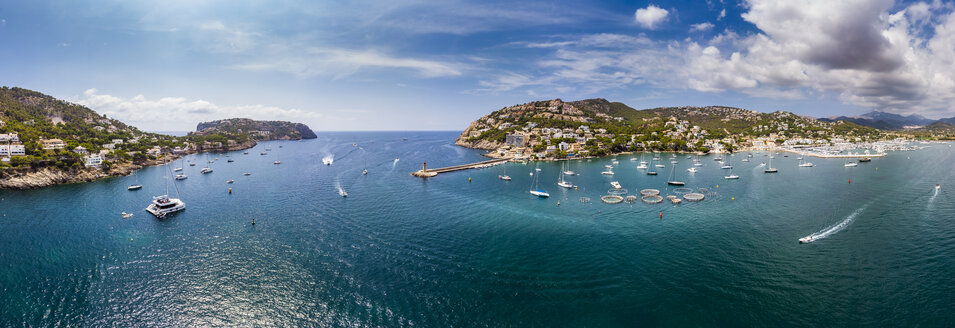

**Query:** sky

left=1, top=0, right=955, bottom=131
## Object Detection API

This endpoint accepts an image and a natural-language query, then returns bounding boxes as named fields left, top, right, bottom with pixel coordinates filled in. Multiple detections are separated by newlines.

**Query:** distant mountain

left=819, top=111, right=936, bottom=130
left=938, top=116, right=955, bottom=125
left=194, top=118, right=317, bottom=140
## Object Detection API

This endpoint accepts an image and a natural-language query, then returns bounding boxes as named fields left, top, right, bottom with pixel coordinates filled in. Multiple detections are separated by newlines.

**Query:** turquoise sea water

left=1, top=131, right=954, bottom=326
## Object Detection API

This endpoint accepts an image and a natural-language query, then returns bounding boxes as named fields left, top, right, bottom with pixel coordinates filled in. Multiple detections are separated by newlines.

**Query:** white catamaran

left=146, top=150, right=185, bottom=218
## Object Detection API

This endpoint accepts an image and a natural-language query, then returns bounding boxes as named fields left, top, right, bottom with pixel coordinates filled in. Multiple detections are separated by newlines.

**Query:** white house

left=0, top=144, right=26, bottom=156
left=0, top=132, right=20, bottom=142
left=84, top=154, right=103, bottom=167
left=73, top=146, right=88, bottom=154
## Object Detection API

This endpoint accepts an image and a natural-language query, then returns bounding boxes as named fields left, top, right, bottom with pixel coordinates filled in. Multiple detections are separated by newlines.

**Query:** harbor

left=411, top=158, right=509, bottom=177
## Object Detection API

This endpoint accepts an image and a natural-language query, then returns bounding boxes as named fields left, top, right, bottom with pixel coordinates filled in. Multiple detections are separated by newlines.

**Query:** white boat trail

left=322, top=154, right=335, bottom=165
left=800, top=205, right=866, bottom=243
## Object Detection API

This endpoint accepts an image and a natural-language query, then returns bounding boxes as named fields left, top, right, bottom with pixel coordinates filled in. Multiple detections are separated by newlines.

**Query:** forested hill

left=194, top=118, right=317, bottom=140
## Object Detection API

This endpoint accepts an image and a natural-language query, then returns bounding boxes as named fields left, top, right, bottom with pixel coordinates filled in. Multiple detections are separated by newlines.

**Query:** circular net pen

left=640, top=189, right=660, bottom=196
left=601, top=195, right=624, bottom=204
left=670, top=197, right=682, bottom=204
left=672, top=187, right=693, bottom=195
left=607, top=188, right=629, bottom=195
left=642, top=195, right=664, bottom=204
left=666, top=195, right=678, bottom=200
left=683, top=193, right=705, bottom=202
left=625, top=195, right=638, bottom=203
left=697, top=188, right=710, bottom=194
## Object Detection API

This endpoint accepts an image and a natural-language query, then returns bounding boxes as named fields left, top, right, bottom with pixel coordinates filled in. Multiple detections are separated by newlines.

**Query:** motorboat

left=200, top=167, right=213, bottom=174
left=339, top=190, right=348, bottom=197
left=671, top=160, right=678, bottom=164
left=226, top=180, right=234, bottom=184
left=243, top=172, right=251, bottom=176
left=189, top=163, right=196, bottom=166
left=655, top=164, right=665, bottom=168
left=260, top=152, right=267, bottom=155
left=601, top=170, right=615, bottom=175
left=244, top=152, right=249, bottom=155
left=724, top=174, right=740, bottom=179
left=694, top=162, right=703, bottom=166
left=741, top=158, right=750, bottom=162
left=859, top=157, right=871, bottom=162
left=844, top=162, right=858, bottom=167
left=610, top=181, right=622, bottom=189
left=799, top=236, right=814, bottom=244
left=799, top=162, right=814, bottom=167
left=227, top=159, right=234, bottom=162
left=175, top=173, right=188, bottom=180
left=937, top=184, right=941, bottom=190
left=605, top=165, right=614, bottom=169
left=274, top=161, right=281, bottom=164
left=122, top=212, right=133, bottom=219
left=146, top=195, right=185, bottom=218
left=687, top=167, right=698, bottom=173
left=721, top=165, right=733, bottom=169
left=362, top=169, right=368, bottom=175
left=647, top=171, right=658, bottom=175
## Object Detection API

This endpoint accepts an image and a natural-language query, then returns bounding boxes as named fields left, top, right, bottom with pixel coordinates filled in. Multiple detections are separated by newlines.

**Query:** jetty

left=412, top=159, right=509, bottom=177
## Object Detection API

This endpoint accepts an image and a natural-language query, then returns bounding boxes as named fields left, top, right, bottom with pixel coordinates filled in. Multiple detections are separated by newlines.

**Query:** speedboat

left=339, top=190, right=348, bottom=197
left=243, top=172, right=251, bottom=176
left=610, top=181, right=622, bottom=189
left=799, top=162, right=814, bottom=167
left=226, top=180, right=234, bottom=184
left=128, top=184, right=143, bottom=190
left=936, top=184, right=941, bottom=190
left=724, top=174, right=740, bottom=179
left=122, top=212, right=133, bottom=219
left=362, top=169, right=367, bottom=175
left=499, top=175, right=511, bottom=181
left=844, top=162, right=858, bottom=167
left=244, top=151, right=249, bottom=155
left=530, top=190, right=550, bottom=198
left=323, top=157, right=333, bottom=165
left=687, top=167, right=698, bottom=173
left=175, top=173, right=188, bottom=180
left=799, top=236, right=814, bottom=244
left=273, top=161, right=281, bottom=164
left=146, top=195, right=185, bottom=218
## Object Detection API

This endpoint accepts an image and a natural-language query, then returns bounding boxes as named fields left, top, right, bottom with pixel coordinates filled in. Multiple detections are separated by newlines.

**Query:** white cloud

left=236, top=48, right=463, bottom=78
left=718, top=9, right=726, bottom=20
left=497, top=0, right=955, bottom=118
left=690, top=22, right=715, bottom=32
left=75, top=89, right=322, bottom=131
left=634, top=5, right=669, bottom=29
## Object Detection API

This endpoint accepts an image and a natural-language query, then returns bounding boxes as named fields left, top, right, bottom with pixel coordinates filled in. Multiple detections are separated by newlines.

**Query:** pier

left=412, top=159, right=509, bottom=177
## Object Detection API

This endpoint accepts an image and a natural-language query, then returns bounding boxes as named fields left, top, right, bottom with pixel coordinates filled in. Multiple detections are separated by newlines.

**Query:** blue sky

left=2, top=0, right=955, bottom=131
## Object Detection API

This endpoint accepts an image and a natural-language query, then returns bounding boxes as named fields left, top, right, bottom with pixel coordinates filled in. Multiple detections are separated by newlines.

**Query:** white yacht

left=724, top=174, right=740, bottom=179
left=610, top=181, right=622, bottom=189
left=687, top=167, right=698, bottom=173
left=128, top=184, right=142, bottom=190
left=557, top=162, right=574, bottom=188
left=799, top=236, right=815, bottom=244
left=637, top=163, right=648, bottom=169
left=563, top=170, right=576, bottom=176
left=498, top=174, right=512, bottom=181
left=175, top=173, right=188, bottom=180
left=146, top=195, right=185, bottom=218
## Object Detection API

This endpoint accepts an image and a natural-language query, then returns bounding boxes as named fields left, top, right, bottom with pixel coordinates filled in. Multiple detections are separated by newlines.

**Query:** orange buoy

left=659, top=210, right=663, bottom=219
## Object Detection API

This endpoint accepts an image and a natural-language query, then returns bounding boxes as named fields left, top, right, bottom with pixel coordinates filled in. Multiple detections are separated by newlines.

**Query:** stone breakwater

left=0, top=139, right=259, bottom=190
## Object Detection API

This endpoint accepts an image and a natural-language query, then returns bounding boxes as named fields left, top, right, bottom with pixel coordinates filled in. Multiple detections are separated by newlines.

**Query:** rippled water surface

left=2, top=132, right=954, bottom=326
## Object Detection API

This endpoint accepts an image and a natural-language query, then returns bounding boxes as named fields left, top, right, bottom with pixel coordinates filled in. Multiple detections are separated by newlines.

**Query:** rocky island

left=0, top=87, right=316, bottom=189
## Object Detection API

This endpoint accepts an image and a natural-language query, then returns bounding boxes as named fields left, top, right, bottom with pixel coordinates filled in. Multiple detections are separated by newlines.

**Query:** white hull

left=724, top=175, right=740, bottom=179
left=146, top=197, right=185, bottom=218
left=530, top=190, right=550, bottom=198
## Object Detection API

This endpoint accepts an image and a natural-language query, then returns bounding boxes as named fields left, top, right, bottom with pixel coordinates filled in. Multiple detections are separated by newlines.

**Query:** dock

left=412, top=159, right=509, bottom=177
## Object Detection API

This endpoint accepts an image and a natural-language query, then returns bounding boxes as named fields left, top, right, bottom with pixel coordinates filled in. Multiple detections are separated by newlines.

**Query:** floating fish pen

left=640, top=189, right=660, bottom=196
left=697, top=188, right=710, bottom=193
left=579, top=197, right=591, bottom=203
left=672, top=187, right=693, bottom=194
left=625, top=195, right=638, bottom=203
left=683, top=193, right=705, bottom=202
left=670, top=198, right=682, bottom=204
left=607, top=188, right=629, bottom=195
left=642, top=195, right=664, bottom=204
left=666, top=195, right=678, bottom=200
left=601, top=195, right=624, bottom=204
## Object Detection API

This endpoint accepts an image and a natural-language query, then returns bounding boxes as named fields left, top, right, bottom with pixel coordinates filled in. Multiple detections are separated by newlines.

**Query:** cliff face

left=0, top=168, right=106, bottom=189
left=195, top=118, right=317, bottom=140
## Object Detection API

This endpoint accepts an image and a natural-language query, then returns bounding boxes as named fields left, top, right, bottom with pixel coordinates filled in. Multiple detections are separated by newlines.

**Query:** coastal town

left=455, top=98, right=936, bottom=161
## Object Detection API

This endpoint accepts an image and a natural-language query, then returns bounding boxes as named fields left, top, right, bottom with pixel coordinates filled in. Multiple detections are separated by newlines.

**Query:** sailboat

left=173, top=158, right=183, bottom=172
left=666, top=162, right=685, bottom=185
left=128, top=169, right=142, bottom=190
left=724, top=155, right=739, bottom=179
left=798, top=157, right=814, bottom=167
left=145, top=150, right=185, bottom=218
left=721, top=154, right=733, bottom=169
left=764, top=155, right=778, bottom=173
left=499, top=162, right=512, bottom=181
left=647, top=157, right=658, bottom=175
left=529, top=164, right=550, bottom=197
left=557, top=162, right=574, bottom=188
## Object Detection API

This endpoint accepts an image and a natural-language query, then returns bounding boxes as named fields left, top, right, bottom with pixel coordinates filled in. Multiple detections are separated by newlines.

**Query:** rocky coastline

left=0, top=139, right=258, bottom=190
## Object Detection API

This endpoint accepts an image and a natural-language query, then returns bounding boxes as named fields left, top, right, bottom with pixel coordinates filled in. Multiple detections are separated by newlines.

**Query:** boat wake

left=392, top=158, right=399, bottom=168
left=800, top=205, right=866, bottom=244
left=322, top=154, right=335, bottom=165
